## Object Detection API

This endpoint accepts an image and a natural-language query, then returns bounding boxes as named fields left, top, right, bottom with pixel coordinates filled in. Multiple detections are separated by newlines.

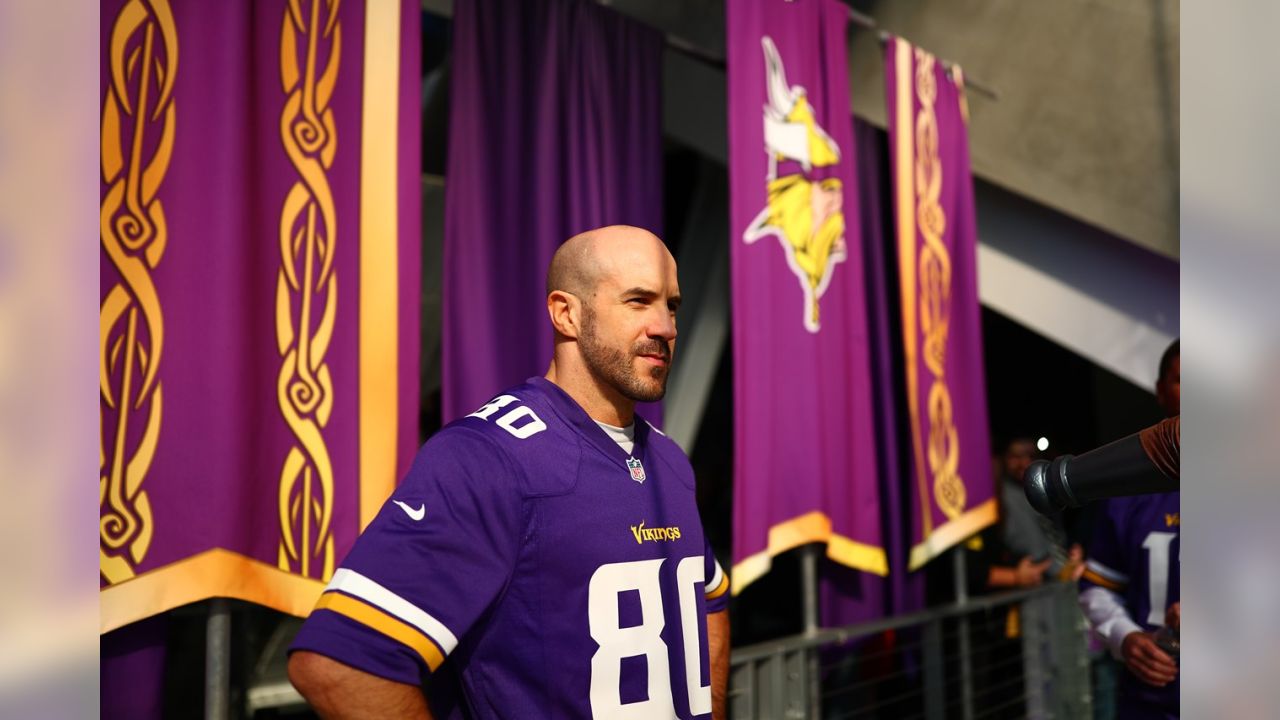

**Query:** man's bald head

left=545, top=225, right=667, bottom=299
left=543, top=225, right=680, bottom=412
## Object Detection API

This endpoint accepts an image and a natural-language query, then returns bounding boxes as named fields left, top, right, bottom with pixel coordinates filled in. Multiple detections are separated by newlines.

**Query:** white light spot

left=1037, top=437, right=1050, bottom=452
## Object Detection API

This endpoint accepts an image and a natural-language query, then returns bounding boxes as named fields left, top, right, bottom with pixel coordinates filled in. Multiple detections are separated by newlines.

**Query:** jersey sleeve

left=289, top=427, right=524, bottom=685
left=1079, top=500, right=1142, bottom=655
left=1081, top=499, right=1130, bottom=594
left=703, top=535, right=730, bottom=614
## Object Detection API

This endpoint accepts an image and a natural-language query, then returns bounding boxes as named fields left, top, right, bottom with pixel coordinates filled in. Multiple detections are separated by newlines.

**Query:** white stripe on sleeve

left=1085, top=559, right=1130, bottom=585
left=706, top=559, right=725, bottom=594
left=326, top=568, right=460, bottom=654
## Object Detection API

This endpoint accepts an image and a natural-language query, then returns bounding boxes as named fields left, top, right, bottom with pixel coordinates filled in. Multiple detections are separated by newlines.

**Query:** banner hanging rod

left=661, top=5, right=998, bottom=102
left=831, top=1, right=999, bottom=101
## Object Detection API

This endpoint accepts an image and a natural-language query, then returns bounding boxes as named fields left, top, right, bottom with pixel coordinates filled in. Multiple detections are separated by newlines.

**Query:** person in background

left=1079, top=340, right=1180, bottom=719
left=998, top=437, right=1085, bottom=583
left=942, top=438, right=1079, bottom=720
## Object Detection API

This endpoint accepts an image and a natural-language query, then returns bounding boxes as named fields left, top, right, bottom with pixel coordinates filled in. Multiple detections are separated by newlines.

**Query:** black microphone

left=1024, top=418, right=1179, bottom=515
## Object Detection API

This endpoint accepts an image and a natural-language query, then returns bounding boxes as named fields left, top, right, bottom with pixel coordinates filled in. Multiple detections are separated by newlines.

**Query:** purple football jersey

left=1082, top=492, right=1180, bottom=716
left=290, top=377, right=729, bottom=718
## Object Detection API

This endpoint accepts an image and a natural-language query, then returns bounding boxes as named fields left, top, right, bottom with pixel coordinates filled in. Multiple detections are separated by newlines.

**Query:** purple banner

left=728, top=0, right=885, bottom=594
left=442, top=0, right=664, bottom=425
left=99, top=0, right=420, bottom=632
left=885, top=38, right=996, bottom=569
left=820, top=119, right=925, bottom=629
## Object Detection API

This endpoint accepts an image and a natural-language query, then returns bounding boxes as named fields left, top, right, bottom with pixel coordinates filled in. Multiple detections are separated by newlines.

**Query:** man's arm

left=1079, top=585, right=1142, bottom=658
left=288, top=650, right=433, bottom=720
left=987, top=556, right=1052, bottom=588
left=1079, top=586, right=1177, bottom=686
left=707, top=609, right=730, bottom=720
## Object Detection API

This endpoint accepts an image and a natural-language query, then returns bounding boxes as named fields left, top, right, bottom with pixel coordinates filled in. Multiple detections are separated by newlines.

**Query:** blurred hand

left=1068, top=543, right=1084, bottom=563
left=1060, top=544, right=1087, bottom=581
left=1015, top=556, right=1053, bottom=586
left=1165, top=602, right=1180, bottom=630
left=1121, top=631, right=1179, bottom=686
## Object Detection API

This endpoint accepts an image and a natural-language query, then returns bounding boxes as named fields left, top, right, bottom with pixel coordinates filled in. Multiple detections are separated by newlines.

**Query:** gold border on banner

left=893, top=39, right=930, bottom=543
left=895, top=39, right=991, bottom=569
left=100, top=0, right=178, bottom=585
left=953, top=67, right=972, bottom=126
left=100, top=549, right=326, bottom=634
left=908, top=498, right=998, bottom=570
left=731, top=511, right=889, bottom=595
left=358, top=0, right=401, bottom=529
left=275, top=0, right=343, bottom=581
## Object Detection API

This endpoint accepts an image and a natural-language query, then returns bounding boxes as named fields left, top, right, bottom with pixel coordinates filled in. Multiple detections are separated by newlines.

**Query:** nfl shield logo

left=626, top=457, right=646, bottom=483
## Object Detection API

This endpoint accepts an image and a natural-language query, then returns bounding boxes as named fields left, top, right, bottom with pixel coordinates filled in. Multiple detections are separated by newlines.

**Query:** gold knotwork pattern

left=276, top=0, right=341, bottom=580
left=100, top=0, right=177, bottom=585
left=913, top=49, right=966, bottom=520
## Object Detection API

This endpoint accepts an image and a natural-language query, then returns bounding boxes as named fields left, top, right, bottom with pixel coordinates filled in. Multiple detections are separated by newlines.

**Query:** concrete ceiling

left=604, top=0, right=1180, bottom=259
left=844, top=0, right=1179, bottom=259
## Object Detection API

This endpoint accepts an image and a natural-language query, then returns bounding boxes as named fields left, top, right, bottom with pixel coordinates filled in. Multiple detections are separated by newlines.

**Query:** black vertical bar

left=923, top=618, right=946, bottom=720
left=205, top=598, right=231, bottom=720
left=952, top=549, right=974, bottom=720
left=801, top=544, right=820, bottom=719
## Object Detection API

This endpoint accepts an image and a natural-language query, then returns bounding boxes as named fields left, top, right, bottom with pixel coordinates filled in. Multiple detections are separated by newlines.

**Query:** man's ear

left=547, top=290, right=581, bottom=338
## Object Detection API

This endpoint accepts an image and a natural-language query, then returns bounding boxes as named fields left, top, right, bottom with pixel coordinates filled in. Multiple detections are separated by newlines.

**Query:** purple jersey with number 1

left=290, top=377, right=729, bottom=718
left=1082, top=492, right=1180, bottom=717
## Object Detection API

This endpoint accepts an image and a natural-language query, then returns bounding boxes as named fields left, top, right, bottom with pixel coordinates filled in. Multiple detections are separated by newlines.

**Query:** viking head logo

left=743, top=36, right=848, bottom=333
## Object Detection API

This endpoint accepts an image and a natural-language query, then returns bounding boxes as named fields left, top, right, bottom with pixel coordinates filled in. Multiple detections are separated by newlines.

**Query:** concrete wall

left=845, top=0, right=1179, bottom=258
left=607, top=0, right=1180, bottom=258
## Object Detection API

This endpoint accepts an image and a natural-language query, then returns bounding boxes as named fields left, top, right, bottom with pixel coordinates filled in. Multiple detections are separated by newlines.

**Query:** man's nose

left=648, top=307, right=677, bottom=342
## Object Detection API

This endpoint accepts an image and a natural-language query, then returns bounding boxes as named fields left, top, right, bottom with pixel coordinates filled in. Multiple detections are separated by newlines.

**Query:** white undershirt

left=594, top=420, right=636, bottom=454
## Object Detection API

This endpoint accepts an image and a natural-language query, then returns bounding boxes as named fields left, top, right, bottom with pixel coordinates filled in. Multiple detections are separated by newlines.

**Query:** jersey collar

left=527, top=376, right=651, bottom=466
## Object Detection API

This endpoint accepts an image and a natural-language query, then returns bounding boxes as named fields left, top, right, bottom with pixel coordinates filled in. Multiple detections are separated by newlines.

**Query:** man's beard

left=579, top=308, right=670, bottom=403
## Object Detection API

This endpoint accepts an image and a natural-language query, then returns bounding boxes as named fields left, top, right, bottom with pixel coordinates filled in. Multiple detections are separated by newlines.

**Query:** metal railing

left=729, top=582, right=1090, bottom=719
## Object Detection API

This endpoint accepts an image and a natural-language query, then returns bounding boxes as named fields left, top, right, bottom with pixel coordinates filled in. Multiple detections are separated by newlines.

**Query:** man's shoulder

left=1108, top=490, right=1178, bottom=512
left=1102, top=491, right=1180, bottom=530
left=638, top=417, right=696, bottom=487
left=451, top=378, right=576, bottom=436
left=433, top=380, right=583, bottom=495
left=639, top=418, right=683, bottom=457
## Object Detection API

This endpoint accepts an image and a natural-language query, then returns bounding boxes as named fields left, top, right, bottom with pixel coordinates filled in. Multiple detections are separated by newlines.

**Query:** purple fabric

left=885, top=38, right=994, bottom=567
left=820, top=119, right=925, bottom=626
left=727, top=0, right=883, bottom=591
left=291, top=377, right=725, bottom=718
left=101, top=615, right=167, bottom=720
left=442, top=0, right=664, bottom=425
left=99, top=0, right=420, bottom=615
left=397, top=0, right=424, bottom=474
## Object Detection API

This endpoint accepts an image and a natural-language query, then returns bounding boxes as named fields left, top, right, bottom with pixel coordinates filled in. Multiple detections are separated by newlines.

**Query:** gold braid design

left=914, top=49, right=966, bottom=520
left=100, top=0, right=177, bottom=584
left=276, top=0, right=341, bottom=581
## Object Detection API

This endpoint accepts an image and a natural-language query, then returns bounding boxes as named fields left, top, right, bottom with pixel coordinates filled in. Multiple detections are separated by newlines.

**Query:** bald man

left=288, top=226, right=730, bottom=719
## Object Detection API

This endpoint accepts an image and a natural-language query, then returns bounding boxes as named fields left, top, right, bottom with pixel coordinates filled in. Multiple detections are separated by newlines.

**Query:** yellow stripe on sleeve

left=706, top=573, right=730, bottom=600
left=315, top=591, right=445, bottom=671
left=1081, top=568, right=1125, bottom=592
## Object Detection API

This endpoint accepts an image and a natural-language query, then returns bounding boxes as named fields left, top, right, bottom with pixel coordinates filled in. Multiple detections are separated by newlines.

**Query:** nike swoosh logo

left=393, top=500, right=425, bottom=521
